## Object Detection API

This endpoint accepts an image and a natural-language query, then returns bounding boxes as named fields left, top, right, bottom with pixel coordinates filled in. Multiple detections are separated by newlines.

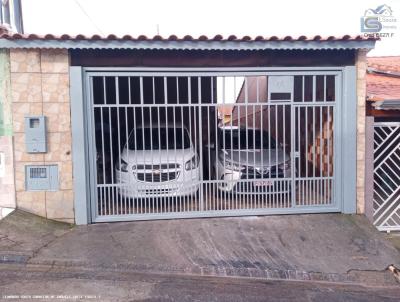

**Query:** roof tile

left=367, top=57, right=400, bottom=100
left=0, top=32, right=378, bottom=42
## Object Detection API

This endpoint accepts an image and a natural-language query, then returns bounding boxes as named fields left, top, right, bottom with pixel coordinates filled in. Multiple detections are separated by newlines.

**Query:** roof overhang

left=372, top=99, right=400, bottom=110
left=0, top=38, right=376, bottom=51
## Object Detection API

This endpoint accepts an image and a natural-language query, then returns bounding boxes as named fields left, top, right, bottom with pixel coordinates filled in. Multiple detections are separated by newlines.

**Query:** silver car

left=213, top=126, right=291, bottom=194
left=116, top=125, right=200, bottom=198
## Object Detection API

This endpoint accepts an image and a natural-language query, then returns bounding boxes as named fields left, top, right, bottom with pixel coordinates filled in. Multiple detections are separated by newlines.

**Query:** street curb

left=15, top=258, right=398, bottom=287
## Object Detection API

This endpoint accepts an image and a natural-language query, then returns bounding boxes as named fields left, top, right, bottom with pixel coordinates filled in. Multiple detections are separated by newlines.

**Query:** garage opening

left=86, top=71, right=339, bottom=222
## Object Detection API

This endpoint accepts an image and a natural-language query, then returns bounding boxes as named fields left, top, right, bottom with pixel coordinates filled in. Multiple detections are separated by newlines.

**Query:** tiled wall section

left=10, top=49, right=74, bottom=223
left=356, top=49, right=368, bottom=214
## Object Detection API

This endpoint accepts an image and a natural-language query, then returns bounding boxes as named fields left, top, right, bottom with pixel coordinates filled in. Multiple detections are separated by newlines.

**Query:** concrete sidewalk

left=0, top=210, right=399, bottom=285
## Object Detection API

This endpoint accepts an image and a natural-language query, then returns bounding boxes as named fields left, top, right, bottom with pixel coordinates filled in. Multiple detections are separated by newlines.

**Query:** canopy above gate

left=0, top=33, right=376, bottom=50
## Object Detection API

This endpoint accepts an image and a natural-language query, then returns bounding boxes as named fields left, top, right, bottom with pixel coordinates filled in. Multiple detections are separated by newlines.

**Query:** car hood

left=121, top=148, right=196, bottom=166
left=220, top=149, right=289, bottom=167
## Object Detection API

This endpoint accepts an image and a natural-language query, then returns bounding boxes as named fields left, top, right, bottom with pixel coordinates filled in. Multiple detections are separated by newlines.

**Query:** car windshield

left=219, top=129, right=277, bottom=150
left=128, top=127, right=191, bottom=150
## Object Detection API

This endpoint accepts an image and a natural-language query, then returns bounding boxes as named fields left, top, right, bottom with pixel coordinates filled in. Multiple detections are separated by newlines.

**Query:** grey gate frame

left=70, top=66, right=357, bottom=224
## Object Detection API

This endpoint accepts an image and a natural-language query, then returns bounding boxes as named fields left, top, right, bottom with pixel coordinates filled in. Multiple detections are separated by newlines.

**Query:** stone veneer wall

left=10, top=49, right=74, bottom=223
left=356, top=49, right=368, bottom=214
left=0, top=49, right=16, bottom=209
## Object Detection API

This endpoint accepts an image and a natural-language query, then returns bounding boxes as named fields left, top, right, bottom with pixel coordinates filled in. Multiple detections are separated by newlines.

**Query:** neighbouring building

left=365, top=56, right=400, bottom=231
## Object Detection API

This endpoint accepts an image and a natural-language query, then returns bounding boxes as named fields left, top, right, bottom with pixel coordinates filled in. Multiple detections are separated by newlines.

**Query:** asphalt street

left=0, top=264, right=399, bottom=302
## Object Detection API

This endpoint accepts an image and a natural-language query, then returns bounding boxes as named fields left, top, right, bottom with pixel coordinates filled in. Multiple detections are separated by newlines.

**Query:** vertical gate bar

left=230, top=100, right=235, bottom=210
left=193, top=83, right=198, bottom=211
left=172, top=102, right=177, bottom=213
left=233, top=77, right=237, bottom=210
left=90, top=77, right=100, bottom=218
left=126, top=78, right=131, bottom=214
left=323, top=77, right=327, bottom=204
left=124, top=106, right=129, bottom=214
left=149, top=77, right=155, bottom=214
left=101, top=78, right=107, bottom=215
left=133, top=106, right=138, bottom=214
left=283, top=104, right=286, bottom=207
left=212, top=77, right=217, bottom=211
left=187, top=77, right=193, bottom=211
left=260, top=98, right=264, bottom=208
left=176, top=77, right=182, bottom=213
left=157, top=106, right=162, bottom=213
left=198, top=77, right=204, bottom=211
left=268, top=101, right=272, bottom=208
left=140, top=76, right=146, bottom=214
left=207, top=100, right=211, bottom=211
left=334, top=75, right=339, bottom=207
left=115, top=77, right=121, bottom=215
left=222, top=76, right=226, bottom=209
left=319, top=106, right=323, bottom=204
left=256, top=81, right=260, bottom=209
left=292, top=107, right=304, bottom=206
left=312, top=76, right=316, bottom=205
left=301, top=76, right=305, bottom=206
left=237, top=96, right=241, bottom=209
left=245, top=77, right=250, bottom=208
left=151, top=77, right=157, bottom=214
left=100, top=107, right=105, bottom=215
left=252, top=103, right=256, bottom=209
left=256, top=80, right=260, bottom=207
left=312, top=106, right=316, bottom=205
left=275, top=104, right=279, bottom=207
left=163, top=77, right=169, bottom=212
left=108, top=105, right=115, bottom=215
left=327, top=106, right=331, bottom=203
left=180, top=106, right=185, bottom=213
left=305, top=107, right=309, bottom=204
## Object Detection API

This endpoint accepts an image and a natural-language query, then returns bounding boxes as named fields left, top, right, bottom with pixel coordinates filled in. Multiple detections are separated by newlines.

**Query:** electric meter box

left=25, top=116, right=47, bottom=153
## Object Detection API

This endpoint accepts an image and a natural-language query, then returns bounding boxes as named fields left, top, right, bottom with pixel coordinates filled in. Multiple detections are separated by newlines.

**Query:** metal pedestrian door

left=373, top=122, right=400, bottom=231
left=85, top=69, right=342, bottom=222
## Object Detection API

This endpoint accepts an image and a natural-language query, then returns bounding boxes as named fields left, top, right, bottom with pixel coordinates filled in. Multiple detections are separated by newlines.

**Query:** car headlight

left=278, top=160, right=291, bottom=171
left=115, top=159, right=128, bottom=172
left=185, top=155, right=199, bottom=170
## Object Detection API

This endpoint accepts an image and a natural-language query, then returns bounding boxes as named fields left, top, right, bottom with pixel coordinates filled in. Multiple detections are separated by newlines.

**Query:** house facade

left=0, top=32, right=375, bottom=224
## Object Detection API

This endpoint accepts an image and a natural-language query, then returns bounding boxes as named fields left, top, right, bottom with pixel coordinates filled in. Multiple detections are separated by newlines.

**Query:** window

left=128, top=127, right=191, bottom=150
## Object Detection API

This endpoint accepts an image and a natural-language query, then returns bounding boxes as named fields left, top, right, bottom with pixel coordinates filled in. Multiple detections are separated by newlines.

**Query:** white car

left=115, top=125, right=200, bottom=198
left=213, top=126, right=292, bottom=194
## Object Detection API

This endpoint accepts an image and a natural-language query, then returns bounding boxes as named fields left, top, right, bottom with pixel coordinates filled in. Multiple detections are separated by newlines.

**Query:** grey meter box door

left=25, top=116, right=47, bottom=153
left=25, top=165, right=59, bottom=191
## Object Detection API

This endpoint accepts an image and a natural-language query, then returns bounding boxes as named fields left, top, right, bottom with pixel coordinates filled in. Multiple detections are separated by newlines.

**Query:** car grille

left=140, top=188, right=176, bottom=195
left=135, top=163, right=180, bottom=170
left=136, top=171, right=179, bottom=182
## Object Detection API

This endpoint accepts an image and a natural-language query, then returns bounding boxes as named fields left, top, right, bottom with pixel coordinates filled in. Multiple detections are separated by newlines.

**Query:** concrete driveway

left=1, top=211, right=399, bottom=285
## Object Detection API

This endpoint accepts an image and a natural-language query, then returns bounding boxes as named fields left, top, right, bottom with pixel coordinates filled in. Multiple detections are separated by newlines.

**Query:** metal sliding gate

left=85, top=70, right=341, bottom=222
left=373, top=122, right=400, bottom=231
